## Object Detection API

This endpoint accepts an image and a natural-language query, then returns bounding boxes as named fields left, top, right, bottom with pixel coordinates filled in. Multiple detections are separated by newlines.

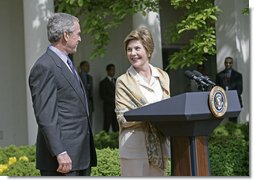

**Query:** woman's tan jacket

left=115, top=66, right=171, bottom=169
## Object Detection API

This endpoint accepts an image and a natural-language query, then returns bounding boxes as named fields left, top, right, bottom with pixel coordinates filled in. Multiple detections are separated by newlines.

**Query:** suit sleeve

left=29, top=63, right=65, bottom=156
left=89, top=76, right=94, bottom=111
left=100, top=79, right=115, bottom=103
left=236, top=73, right=243, bottom=95
left=215, top=74, right=220, bottom=86
left=99, top=80, right=106, bottom=100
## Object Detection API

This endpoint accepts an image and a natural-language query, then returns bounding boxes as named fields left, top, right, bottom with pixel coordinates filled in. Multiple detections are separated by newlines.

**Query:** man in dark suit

left=99, top=64, right=119, bottom=132
left=216, top=56, right=243, bottom=123
left=79, top=61, right=94, bottom=126
left=29, top=13, right=97, bottom=176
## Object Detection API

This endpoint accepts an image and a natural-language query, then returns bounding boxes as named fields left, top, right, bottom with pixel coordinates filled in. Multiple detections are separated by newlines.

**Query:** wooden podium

left=124, top=90, right=241, bottom=176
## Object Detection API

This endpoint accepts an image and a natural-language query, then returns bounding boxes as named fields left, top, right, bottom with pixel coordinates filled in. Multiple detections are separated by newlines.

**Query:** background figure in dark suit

left=29, top=13, right=97, bottom=176
left=99, top=64, right=119, bottom=132
left=79, top=61, right=94, bottom=126
left=216, top=56, right=243, bottom=123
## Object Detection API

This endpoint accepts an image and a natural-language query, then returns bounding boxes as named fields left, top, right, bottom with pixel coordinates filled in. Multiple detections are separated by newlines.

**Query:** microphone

left=192, top=70, right=216, bottom=86
left=184, top=70, right=209, bottom=86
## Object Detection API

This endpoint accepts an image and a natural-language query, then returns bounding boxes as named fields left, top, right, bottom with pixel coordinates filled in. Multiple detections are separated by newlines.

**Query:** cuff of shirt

left=57, top=151, right=67, bottom=156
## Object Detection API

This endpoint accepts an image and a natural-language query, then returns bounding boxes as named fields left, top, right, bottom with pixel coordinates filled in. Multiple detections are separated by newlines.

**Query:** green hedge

left=208, top=122, right=249, bottom=176
left=0, top=122, right=249, bottom=176
left=0, top=145, right=40, bottom=176
left=91, top=148, right=120, bottom=176
left=94, top=131, right=119, bottom=149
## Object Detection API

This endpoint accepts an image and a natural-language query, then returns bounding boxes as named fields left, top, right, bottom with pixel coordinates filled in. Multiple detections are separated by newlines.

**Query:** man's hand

left=56, top=152, right=72, bottom=174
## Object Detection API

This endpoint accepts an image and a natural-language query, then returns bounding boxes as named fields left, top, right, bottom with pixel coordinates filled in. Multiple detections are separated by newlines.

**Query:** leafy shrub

left=3, top=160, right=40, bottom=176
left=94, top=131, right=119, bottom=149
left=0, top=122, right=249, bottom=176
left=0, top=147, right=39, bottom=176
left=0, top=145, right=36, bottom=163
left=91, top=148, right=120, bottom=176
left=208, top=122, right=249, bottom=176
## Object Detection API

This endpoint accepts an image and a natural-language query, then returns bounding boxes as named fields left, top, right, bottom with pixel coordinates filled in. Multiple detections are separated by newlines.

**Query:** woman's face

left=126, top=40, right=149, bottom=69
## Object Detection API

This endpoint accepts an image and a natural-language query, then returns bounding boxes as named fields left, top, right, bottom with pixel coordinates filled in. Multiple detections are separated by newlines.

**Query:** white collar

left=127, top=64, right=159, bottom=81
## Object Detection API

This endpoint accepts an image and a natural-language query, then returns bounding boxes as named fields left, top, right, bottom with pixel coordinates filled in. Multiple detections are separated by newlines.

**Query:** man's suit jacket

left=99, top=77, right=116, bottom=106
left=29, top=48, right=97, bottom=171
left=216, top=68, right=243, bottom=107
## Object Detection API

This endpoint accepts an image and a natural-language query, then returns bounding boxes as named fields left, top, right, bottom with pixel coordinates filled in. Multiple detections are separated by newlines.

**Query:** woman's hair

left=47, top=13, right=79, bottom=43
left=124, top=26, right=154, bottom=60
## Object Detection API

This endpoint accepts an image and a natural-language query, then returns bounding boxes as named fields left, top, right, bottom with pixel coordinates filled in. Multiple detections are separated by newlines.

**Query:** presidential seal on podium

left=209, top=86, right=228, bottom=118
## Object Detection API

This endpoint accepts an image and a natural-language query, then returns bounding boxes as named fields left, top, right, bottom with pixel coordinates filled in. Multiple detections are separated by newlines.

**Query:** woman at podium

left=115, top=27, right=171, bottom=176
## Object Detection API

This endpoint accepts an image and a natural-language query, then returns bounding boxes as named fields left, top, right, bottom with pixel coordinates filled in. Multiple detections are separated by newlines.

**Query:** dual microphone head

left=185, top=70, right=216, bottom=87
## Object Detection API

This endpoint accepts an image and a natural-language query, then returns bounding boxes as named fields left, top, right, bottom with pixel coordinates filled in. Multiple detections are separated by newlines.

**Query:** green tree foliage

left=165, top=0, right=220, bottom=70
left=241, top=0, right=249, bottom=15
left=54, top=0, right=220, bottom=70
left=54, top=0, right=159, bottom=59
left=54, top=0, right=248, bottom=70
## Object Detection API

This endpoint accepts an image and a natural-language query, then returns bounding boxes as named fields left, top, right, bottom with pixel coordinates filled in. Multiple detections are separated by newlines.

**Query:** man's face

left=65, top=21, right=81, bottom=54
left=81, top=63, right=90, bottom=73
left=224, top=58, right=233, bottom=70
left=107, top=67, right=115, bottom=77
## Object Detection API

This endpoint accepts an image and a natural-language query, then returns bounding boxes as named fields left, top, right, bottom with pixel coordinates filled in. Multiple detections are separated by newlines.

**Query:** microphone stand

left=197, top=83, right=208, bottom=92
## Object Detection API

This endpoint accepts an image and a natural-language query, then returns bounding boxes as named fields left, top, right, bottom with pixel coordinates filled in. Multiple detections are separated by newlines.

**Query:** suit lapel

left=46, top=49, right=87, bottom=108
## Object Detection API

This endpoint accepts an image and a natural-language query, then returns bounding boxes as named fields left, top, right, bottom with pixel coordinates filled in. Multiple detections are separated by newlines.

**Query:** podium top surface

left=124, top=90, right=241, bottom=122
